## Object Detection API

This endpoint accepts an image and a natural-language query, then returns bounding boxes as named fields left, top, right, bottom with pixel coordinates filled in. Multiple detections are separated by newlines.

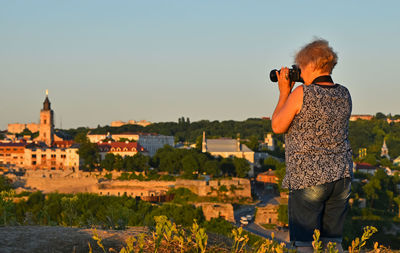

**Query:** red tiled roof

left=355, top=162, right=377, bottom=170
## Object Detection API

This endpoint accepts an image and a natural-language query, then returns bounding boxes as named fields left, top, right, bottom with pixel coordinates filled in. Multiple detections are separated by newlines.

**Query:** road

left=232, top=181, right=290, bottom=245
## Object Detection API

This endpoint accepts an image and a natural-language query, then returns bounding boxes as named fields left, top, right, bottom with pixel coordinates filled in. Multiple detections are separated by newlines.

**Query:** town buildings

left=98, top=141, right=148, bottom=160
left=87, top=132, right=174, bottom=156
left=201, top=131, right=255, bottom=176
left=256, top=169, right=278, bottom=184
left=1, top=91, right=80, bottom=170
left=350, top=114, right=373, bottom=121
left=110, top=120, right=152, bottom=127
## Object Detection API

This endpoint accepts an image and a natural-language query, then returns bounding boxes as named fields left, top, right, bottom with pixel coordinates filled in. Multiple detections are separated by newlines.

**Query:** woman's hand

left=271, top=67, right=303, bottom=134
left=276, top=67, right=295, bottom=96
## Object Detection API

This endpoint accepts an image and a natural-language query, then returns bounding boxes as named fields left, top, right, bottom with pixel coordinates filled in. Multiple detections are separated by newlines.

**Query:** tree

left=114, top=155, right=124, bottom=171
left=274, top=165, right=287, bottom=193
left=204, top=160, right=221, bottom=177
left=220, top=158, right=235, bottom=176
left=394, top=196, right=400, bottom=218
left=245, top=135, right=259, bottom=151
left=278, top=204, right=288, bottom=226
left=131, top=153, right=150, bottom=172
left=375, top=112, right=386, bottom=120
left=78, top=142, right=99, bottom=171
left=263, top=157, right=285, bottom=171
left=0, top=175, right=12, bottom=191
left=101, top=153, right=115, bottom=171
left=181, top=155, right=199, bottom=179
left=362, top=177, right=381, bottom=208
left=195, top=135, right=203, bottom=150
left=233, top=157, right=250, bottom=178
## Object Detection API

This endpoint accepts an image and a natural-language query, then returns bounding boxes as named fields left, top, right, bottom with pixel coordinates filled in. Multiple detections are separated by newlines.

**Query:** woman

left=271, top=39, right=352, bottom=253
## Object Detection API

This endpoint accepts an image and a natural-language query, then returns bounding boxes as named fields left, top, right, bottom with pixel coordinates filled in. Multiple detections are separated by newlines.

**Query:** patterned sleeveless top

left=282, top=83, right=353, bottom=190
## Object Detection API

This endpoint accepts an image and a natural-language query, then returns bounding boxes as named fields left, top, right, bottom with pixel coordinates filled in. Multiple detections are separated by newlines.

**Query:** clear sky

left=1, top=0, right=399, bottom=129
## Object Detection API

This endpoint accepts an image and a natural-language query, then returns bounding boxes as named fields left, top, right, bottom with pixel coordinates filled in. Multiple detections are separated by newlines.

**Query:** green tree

left=78, top=142, right=99, bottom=171
left=220, top=158, right=235, bottom=176
left=375, top=112, right=386, bottom=120
left=0, top=175, right=12, bottom=191
left=204, top=160, right=221, bottom=177
left=195, top=135, right=203, bottom=150
left=233, top=157, right=250, bottom=178
left=278, top=204, right=288, bottom=225
left=363, top=177, right=381, bottom=208
left=245, top=135, right=259, bottom=151
left=394, top=196, right=400, bottom=218
left=114, top=155, right=124, bottom=171
left=101, top=153, right=115, bottom=171
left=181, top=155, right=199, bottom=179
left=132, top=153, right=150, bottom=172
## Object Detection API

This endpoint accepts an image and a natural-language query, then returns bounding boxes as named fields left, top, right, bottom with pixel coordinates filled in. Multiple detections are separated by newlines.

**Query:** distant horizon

left=2, top=109, right=395, bottom=132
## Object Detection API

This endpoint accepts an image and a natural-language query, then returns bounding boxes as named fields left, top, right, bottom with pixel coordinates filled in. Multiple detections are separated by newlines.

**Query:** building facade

left=0, top=142, right=26, bottom=168
left=88, top=132, right=174, bottom=157
left=24, top=145, right=80, bottom=170
left=202, top=132, right=255, bottom=176
left=98, top=141, right=148, bottom=160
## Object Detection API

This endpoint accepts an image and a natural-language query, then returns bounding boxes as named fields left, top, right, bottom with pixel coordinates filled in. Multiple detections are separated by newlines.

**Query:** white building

left=137, top=134, right=174, bottom=156
left=202, top=132, right=254, bottom=177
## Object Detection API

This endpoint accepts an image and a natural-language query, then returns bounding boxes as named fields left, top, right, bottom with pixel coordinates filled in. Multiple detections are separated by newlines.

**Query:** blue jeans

left=288, top=178, right=351, bottom=247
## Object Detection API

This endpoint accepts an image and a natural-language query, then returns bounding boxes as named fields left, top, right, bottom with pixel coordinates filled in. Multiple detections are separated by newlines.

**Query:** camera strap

left=312, top=75, right=334, bottom=84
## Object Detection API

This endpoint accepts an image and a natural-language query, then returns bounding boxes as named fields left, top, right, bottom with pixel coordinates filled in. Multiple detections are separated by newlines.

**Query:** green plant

left=312, top=229, right=323, bottom=253
left=191, top=219, right=208, bottom=253
left=253, top=233, right=287, bottom=253
left=231, top=226, right=249, bottom=253
left=348, top=226, right=378, bottom=253
left=91, top=229, right=107, bottom=253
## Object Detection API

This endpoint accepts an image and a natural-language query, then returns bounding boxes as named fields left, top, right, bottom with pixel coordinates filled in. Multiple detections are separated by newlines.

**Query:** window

left=42, top=154, right=46, bottom=158
left=0, top=154, right=3, bottom=157
left=6, top=154, right=11, bottom=157
left=32, top=154, right=36, bottom=158
left=51, top=154, right=56, bottom=158
left=32, top=161, right=36, bottom=165
left=44, top=119, right=47, bottom=124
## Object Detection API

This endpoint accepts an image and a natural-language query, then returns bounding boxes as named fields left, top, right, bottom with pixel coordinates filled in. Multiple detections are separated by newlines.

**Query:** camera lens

left=270, top=69, right=278, bottom=82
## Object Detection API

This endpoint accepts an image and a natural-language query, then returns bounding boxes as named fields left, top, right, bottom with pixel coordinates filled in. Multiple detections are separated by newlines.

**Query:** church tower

left=381, top=139, right=390, bottom=159
left=202, top=131, right=207, bottom=152
left=38, top=90, right=54, bottom=146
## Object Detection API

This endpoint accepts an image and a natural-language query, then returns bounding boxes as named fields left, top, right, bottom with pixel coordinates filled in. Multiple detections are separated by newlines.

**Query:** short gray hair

left=295, top=39, right=338, bottom=73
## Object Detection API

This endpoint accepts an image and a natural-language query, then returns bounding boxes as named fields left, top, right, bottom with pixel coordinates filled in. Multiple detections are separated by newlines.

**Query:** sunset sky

left=1, top=0, right=399, bottom=129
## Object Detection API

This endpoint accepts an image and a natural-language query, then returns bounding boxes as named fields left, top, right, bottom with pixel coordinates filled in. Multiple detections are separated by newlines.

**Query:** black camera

left=269, top=65, right=304, bottom=83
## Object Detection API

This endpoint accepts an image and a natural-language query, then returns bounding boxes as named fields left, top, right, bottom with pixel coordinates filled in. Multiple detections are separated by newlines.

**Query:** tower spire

left=43, top=90, right=51, bottom=111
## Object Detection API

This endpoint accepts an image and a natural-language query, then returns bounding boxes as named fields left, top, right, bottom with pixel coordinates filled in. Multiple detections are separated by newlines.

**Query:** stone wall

left=255, top=204, right=279, bottom=225
left=15, top=170, right=251, bottom=200
left=175, top=178, right=251, bottom=198
left=194, top=202, right=235, bottom=223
